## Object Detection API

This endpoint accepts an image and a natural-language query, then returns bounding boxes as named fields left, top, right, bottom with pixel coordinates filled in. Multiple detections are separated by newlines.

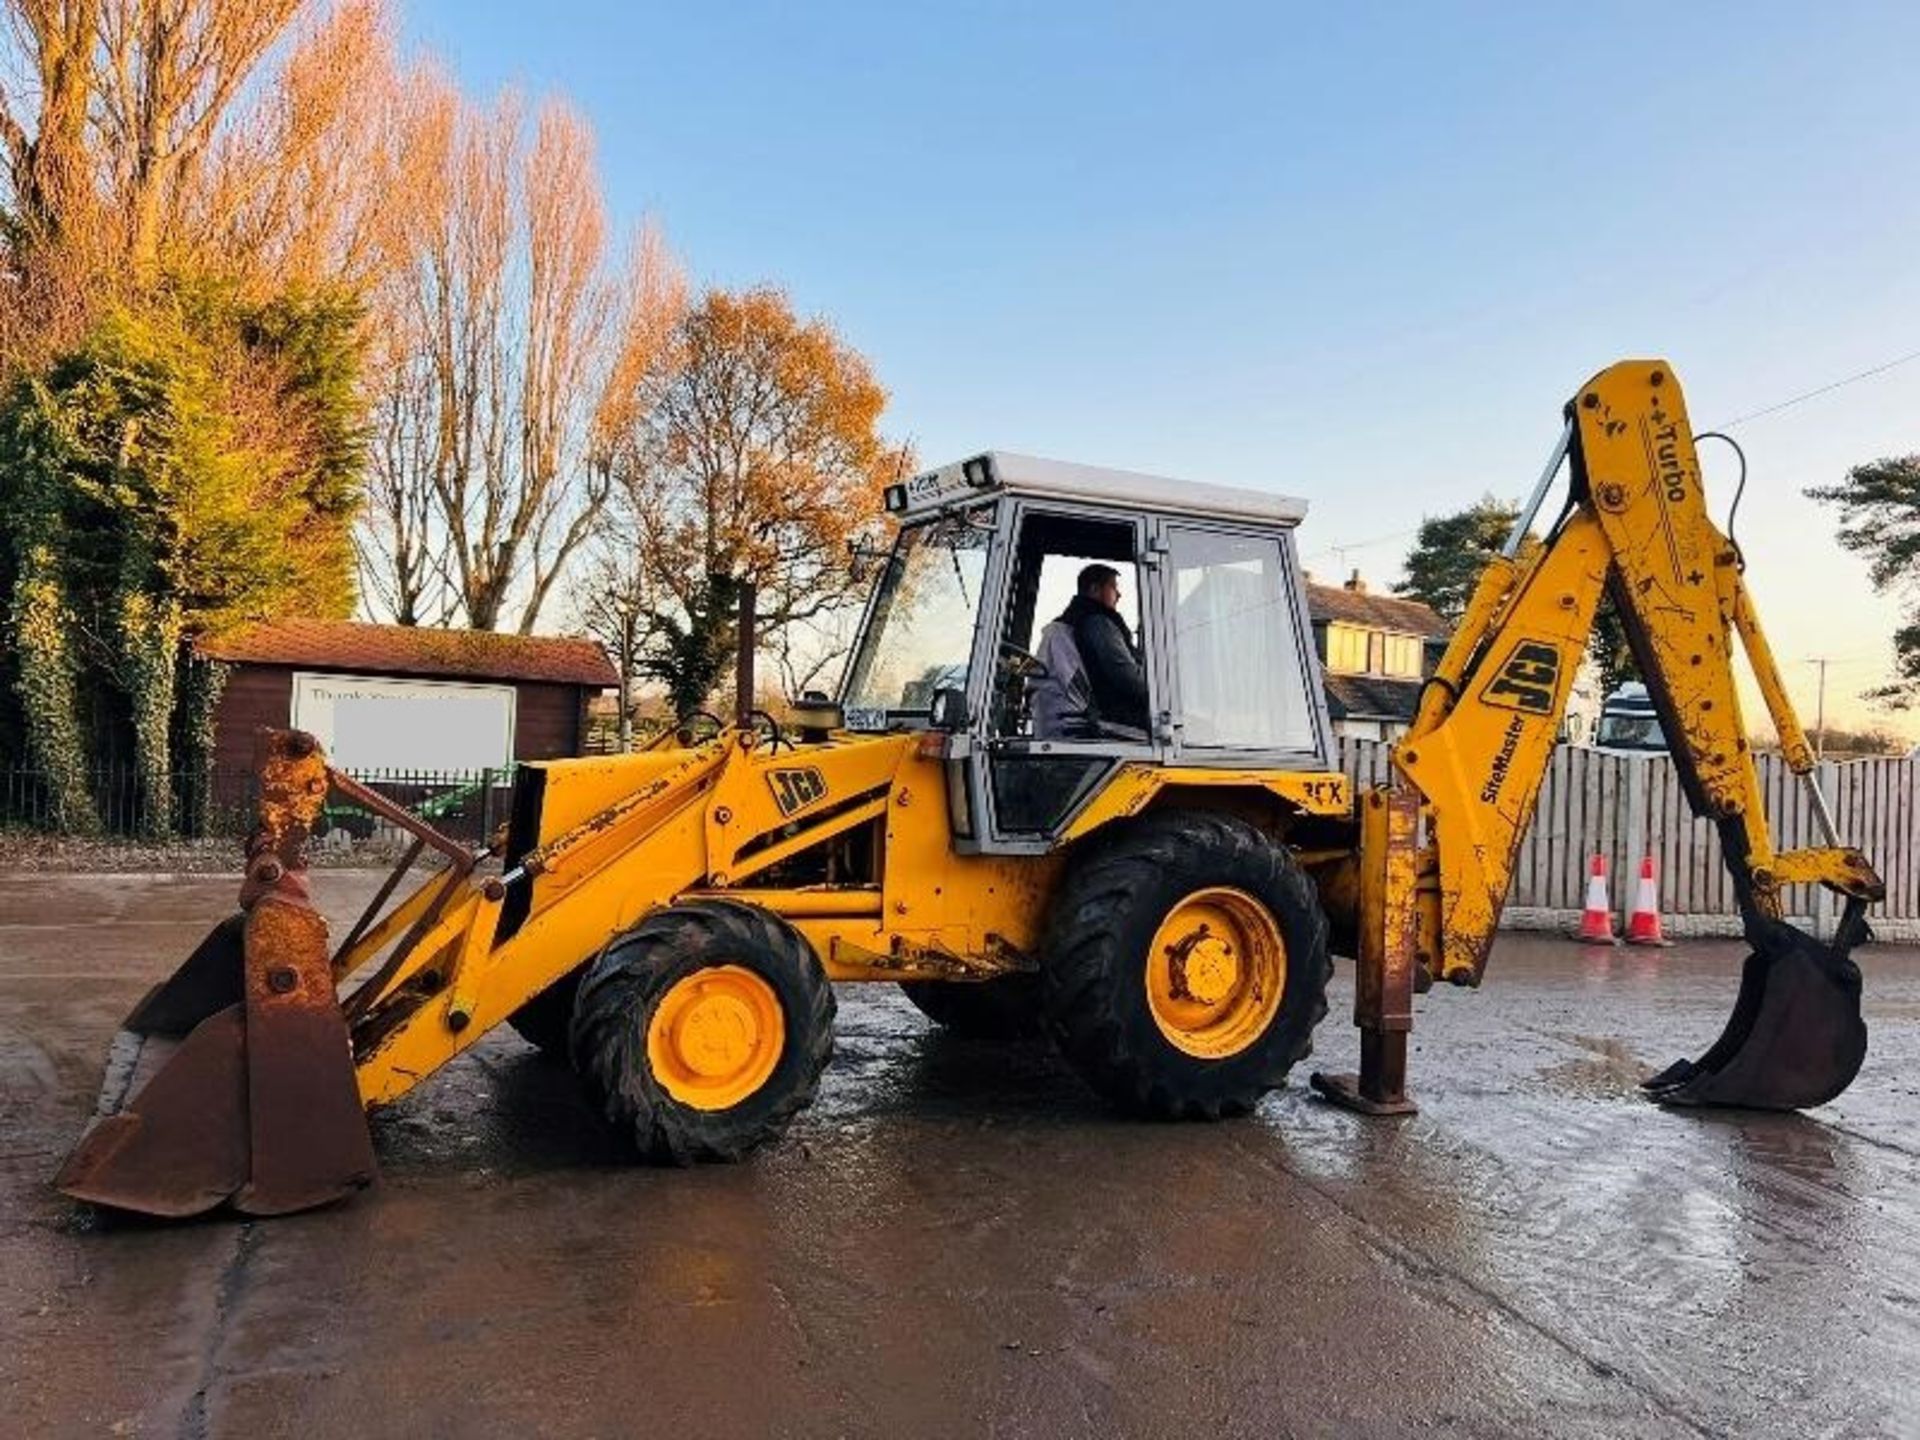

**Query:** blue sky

left=404, top=1, right=1920, bottom=736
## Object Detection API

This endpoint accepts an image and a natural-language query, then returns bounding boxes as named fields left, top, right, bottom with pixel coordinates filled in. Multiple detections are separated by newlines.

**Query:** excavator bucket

left=1642, top=911, right=1868, bottom=1111
left=54, top=734, right=377, bottom=1218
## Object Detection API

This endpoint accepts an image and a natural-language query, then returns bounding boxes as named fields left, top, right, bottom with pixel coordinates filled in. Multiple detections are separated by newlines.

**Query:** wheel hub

left=646, top=965, right=785, bottom=1110
left=675, top=993, right=760, bottom=1077
left=1145, top=887, right=1286, bottom=1060
left=1170, top=928, right=1240, bottom=1005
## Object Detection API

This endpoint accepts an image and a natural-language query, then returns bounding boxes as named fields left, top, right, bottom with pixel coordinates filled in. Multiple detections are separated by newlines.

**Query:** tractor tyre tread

left=1042, top=809, right=1331, bottom=1119
left=569, top=900, right=834, bottom=1164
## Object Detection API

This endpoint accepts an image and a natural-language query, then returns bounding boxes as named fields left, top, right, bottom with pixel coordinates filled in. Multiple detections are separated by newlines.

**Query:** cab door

left=1152, top=521, right=1330, bottom=768
left=967, top=501, right=1164, bottom=853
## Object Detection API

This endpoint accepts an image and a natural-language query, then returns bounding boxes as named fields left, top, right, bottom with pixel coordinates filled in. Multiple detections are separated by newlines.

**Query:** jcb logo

left=768, top=766, right=828, bottom=817
left=1480, top=641, right=1561, bottom=715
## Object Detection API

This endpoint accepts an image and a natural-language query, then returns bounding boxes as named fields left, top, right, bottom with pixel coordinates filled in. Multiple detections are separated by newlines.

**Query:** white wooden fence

left=1338, top=739, right=1920, bottom=940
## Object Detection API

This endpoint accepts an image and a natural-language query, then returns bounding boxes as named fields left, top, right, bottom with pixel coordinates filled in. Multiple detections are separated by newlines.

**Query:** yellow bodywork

left=342, top=730, right=1352, bottom=1107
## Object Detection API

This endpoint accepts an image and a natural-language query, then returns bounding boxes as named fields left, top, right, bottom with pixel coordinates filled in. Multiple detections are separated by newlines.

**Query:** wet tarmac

left=3, top=871, right=1918, bottom=1438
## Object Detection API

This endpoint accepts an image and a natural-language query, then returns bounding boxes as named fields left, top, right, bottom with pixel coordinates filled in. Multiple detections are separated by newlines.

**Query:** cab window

left=841, top=513, right=991, bottom=729
left=1167, top=526, right=1316, bottom=752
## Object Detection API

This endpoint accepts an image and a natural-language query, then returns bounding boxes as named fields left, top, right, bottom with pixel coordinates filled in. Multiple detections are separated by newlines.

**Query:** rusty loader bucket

left=55, top=733, right=377, bottom=1217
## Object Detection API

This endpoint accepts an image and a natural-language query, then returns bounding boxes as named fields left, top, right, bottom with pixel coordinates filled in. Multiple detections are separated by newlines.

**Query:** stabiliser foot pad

left=1309, top=1071, right=1419, bottom=1116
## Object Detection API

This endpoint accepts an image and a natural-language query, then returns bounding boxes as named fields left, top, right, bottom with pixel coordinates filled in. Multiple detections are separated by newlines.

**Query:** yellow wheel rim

left=1145, top=887, right=1286, bottom=1059
left=645, top=965, right=785, bottom=1110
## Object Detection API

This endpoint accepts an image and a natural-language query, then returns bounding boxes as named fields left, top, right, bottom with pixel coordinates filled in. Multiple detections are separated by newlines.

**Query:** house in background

left=1306, top=571, right=1451, bottom=742
left=193, top=619, right=616, bottom=775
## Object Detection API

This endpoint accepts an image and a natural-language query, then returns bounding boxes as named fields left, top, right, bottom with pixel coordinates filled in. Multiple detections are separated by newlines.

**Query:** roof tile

left=1323, top=672, right=1424, bottom=722
left=193, top=619, right=617, bottom=687
left=1306, top=582, right=1450, bottom=639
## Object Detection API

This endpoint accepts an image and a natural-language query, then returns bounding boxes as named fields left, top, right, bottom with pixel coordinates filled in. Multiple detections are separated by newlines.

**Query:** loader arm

left=1314, top=359, right=1883, bottom=1116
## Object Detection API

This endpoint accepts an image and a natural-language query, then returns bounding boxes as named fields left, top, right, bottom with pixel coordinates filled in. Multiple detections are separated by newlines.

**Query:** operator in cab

left=1056, top=563, right=1149, bottom=737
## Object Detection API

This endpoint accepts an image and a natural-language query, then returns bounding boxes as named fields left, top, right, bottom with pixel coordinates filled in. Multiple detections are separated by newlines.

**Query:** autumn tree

left=0, top=1, right=409, bottom=367
left=574, top=479, right=661, bottom=749
left=602, top=287, right=903, bottom=717
left=359, top=82, right=682, bottom=633
left=1808, top=456, right=1920, bottom=707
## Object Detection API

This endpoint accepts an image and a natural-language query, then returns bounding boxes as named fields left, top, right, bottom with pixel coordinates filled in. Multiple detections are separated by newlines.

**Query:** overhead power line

left=1302, top=524, right=1421, bottom=566
left=1716, top=347, right=1920, bottom=429
left=1308, top=346, right=1920, bottom=565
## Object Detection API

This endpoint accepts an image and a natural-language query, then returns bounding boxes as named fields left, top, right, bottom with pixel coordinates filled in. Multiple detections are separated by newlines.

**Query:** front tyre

left=569, top=901, right=835, bottom=1163
left=1042, top=810, right=1331, bottom=1118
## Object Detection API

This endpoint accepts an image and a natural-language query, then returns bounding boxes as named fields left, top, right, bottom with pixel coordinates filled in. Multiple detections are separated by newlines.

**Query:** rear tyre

left=505, top=968, right=582, bottom=1059
left=569, top=901, right=835, bottom=1163
left=898, top=975, right=1043, bottom=1038
left=1042, top=810, right=1331, bottom=1119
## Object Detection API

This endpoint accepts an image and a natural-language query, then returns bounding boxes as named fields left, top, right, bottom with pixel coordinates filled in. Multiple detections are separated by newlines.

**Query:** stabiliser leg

left=1312, top=787, right=1420, bottom=1116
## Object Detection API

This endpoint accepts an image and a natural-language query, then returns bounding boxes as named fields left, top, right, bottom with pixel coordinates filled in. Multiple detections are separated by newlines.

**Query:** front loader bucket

left=57, top=890, right=376, bottom=1217
left=56, top=729, right=378, bottom=1219
left=1642, top=914, right=1867, bottom=1111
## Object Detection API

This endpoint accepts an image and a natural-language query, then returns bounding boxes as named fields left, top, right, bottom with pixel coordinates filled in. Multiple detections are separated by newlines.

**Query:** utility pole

left=1807, top=656, right=1830, bottom=760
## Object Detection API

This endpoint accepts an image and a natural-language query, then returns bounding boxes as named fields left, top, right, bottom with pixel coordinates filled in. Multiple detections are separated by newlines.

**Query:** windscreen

left=841, top=513, right=991, bottom=730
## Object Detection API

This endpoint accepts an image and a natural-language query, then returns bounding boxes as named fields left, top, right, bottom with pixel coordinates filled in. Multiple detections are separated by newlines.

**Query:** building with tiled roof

left=195, top=619, right=616, bottom=688
left=193, top=619, right=615, bottom=774
left=1305, top=572, right=1450, bottom=742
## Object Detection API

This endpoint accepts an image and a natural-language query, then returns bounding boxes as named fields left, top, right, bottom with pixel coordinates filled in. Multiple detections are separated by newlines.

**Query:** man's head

left=1077, top=563, right=1122, bottom=611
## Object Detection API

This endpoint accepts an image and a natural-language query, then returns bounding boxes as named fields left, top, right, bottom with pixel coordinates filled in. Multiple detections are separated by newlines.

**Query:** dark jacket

left=1060, top=594, right=1149, bottom=732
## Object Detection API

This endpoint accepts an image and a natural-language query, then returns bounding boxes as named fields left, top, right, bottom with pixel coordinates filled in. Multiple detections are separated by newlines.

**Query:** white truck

left=1595, top=681, right=1667, bottom=754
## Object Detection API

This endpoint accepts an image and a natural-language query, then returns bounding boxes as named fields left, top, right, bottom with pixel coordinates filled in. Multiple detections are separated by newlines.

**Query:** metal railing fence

left=0, top=763, right=516, bottom=845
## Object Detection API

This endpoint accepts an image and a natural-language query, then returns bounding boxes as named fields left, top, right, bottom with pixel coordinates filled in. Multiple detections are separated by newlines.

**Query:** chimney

left=1345, top=568, right=1367, bottom=594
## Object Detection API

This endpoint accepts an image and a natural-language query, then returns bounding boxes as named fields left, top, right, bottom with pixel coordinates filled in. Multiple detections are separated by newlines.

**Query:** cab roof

left=886, top=451, right=1310, bottom=527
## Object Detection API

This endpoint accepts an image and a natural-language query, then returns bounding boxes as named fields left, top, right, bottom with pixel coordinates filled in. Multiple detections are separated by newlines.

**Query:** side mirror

left=928, top=686, right=970, bottom=733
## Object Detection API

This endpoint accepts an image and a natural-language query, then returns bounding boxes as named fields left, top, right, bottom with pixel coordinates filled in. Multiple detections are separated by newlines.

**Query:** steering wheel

left=997, top=638, right=1049, bottom=679
left=746, top=709, right=792, bottom=753
left=673, top=710, right=728, bottom=746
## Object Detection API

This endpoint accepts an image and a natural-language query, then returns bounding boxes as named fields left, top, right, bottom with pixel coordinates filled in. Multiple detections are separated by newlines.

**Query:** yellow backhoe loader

left=56, top=359, right=1883, bottom=1217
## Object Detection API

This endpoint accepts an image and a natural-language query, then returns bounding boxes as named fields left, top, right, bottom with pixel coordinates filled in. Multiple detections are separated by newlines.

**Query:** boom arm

left=1314, top=359, right=1883, bottom=1116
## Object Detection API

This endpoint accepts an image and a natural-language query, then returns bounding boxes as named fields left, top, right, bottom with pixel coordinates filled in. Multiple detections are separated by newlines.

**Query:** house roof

left=193, top=619, right=617, bottom=688
left=1306, top=582, right=1450, bottom=639
left=1323, top=672, right=1424, bottom=723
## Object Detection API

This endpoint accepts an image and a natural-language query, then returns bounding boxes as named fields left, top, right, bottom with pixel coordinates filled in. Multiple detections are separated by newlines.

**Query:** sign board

left=291, top=673, right=516, bottom=772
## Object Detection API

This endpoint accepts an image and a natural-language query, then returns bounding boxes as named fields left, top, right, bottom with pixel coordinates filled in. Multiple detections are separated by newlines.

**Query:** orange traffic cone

left=1578, top=854, right=1617, bottom=945
left=1625, top=856, right=1671, bottom=946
